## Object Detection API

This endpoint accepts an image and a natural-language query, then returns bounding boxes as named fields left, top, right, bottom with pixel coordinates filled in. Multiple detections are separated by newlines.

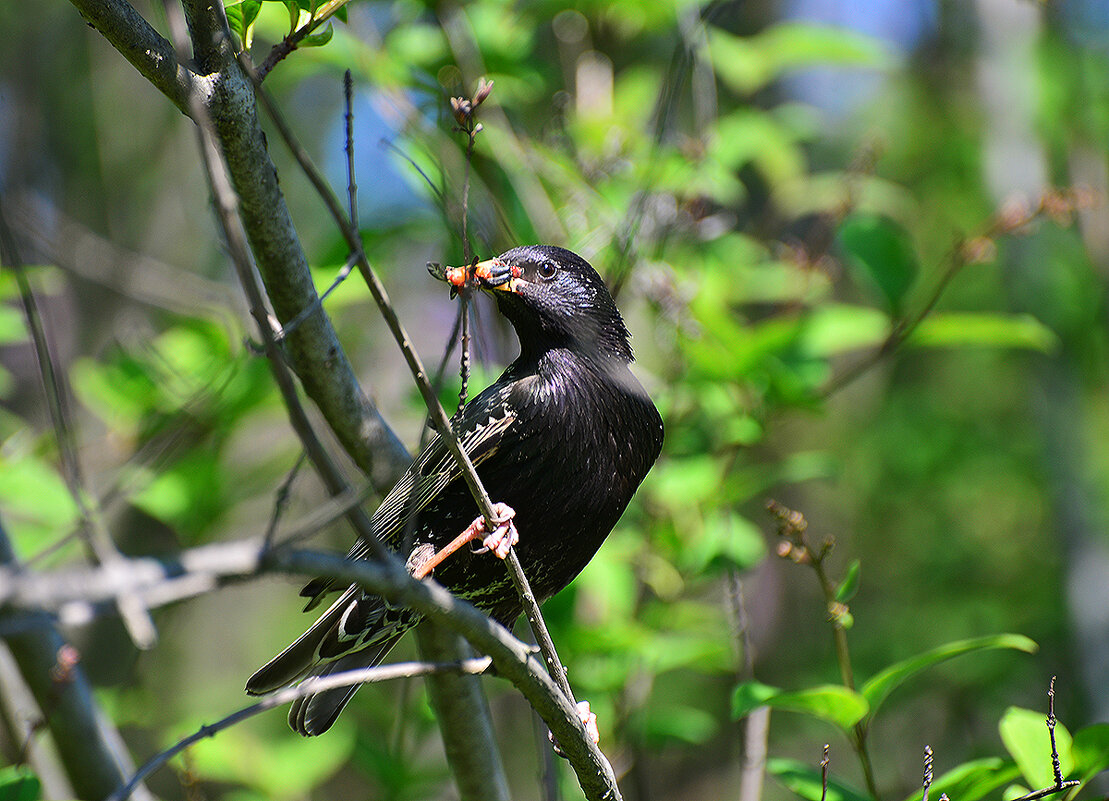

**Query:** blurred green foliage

left=5, top=0, right=1109, bottom=799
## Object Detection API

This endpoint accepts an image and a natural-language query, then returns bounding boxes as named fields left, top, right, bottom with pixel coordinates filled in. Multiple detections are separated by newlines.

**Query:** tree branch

left=66, top=0, right=194, bottom=114
left=416, top=624, right=511, bottom=801
left=0, top=524, right=152, bottom=801
left=0, top=540, right=622, bottom=801
left=109, top=655, right=493, bottom=801
left=79, top=0, right=409, bottom=494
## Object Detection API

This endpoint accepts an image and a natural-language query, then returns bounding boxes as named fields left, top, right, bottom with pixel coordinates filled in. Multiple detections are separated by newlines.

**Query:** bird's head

left=469, top=245, right=634, bottom=363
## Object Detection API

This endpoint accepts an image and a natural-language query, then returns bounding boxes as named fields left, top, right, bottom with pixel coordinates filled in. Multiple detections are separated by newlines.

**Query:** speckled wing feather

left=298, top=405, right=517, bottom=607
left=245, top=394, right=517, bottom=720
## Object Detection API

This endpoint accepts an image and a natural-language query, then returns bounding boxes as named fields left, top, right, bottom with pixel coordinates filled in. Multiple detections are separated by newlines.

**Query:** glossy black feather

left=247, top=245, right=663, bottom=735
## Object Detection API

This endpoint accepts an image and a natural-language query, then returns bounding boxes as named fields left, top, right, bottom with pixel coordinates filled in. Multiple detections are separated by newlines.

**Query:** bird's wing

left=298, top=404, right=517, bottom=607
left=369, top=409, right=518, bottom=552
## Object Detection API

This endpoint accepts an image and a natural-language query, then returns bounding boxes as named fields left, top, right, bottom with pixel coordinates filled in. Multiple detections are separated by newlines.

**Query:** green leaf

left=861, top=634, right=1037, bottom=720
left=1072, top=724, right=1109, bottom=782
left=800, top=304, right=891, bottom=357
left=768, top=758, right=873, bottom=801
left=280, top=0, right=301, bottom=34
left=901, top=758, right=1020, bottom=801
left=0, top=454, right=79, bottom=549
left=301, top=21, right=333, bottom=48
left=837, top=213, right=920, bottom=315
left=710, top=23, right=890, bottom=95
left=732, top=681, right=868, bottom=731
left=1000, top=706, right=1074, bottom=790
left=0, top=766, right=41, bottom=801
left=835, top=559, right=861, bottom=603
left=0, top=304, right=27, bottom=345
left=909, top=312, right=1058, bottom=352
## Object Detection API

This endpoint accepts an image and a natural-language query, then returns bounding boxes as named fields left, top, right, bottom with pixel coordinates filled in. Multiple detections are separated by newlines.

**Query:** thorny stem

left=767, top=501, right=878, bottom=801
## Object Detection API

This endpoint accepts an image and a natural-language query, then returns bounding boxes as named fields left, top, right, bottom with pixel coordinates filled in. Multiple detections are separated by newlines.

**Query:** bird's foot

left=410, top=503, right=518, bottom=580
left=470, top=503, right=518, bottom=559
left=549, top=700, right=600, bottom=757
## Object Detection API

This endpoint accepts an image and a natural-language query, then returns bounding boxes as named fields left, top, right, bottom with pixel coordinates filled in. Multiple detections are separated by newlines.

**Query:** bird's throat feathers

left=495, top=291, right=634, bottom=366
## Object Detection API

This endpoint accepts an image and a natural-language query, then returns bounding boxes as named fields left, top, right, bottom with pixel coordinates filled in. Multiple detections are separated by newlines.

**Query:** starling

left=247, top=245, right=664, bottom=735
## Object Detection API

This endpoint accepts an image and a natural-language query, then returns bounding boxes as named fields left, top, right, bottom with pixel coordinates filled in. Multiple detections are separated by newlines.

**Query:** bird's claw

left=467, top=501, right=519, bottom=559
left=549, top=700, right=600, bottom=757
left=471, top=503, right=518, bottom=559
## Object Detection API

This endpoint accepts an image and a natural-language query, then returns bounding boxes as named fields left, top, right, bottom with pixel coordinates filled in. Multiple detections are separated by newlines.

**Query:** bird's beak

left=473, top=259, right=521, bottom=293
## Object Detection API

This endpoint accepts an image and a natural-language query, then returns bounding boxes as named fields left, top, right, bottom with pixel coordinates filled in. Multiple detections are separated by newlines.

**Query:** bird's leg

left=549, top=700, right=600, bottom=757
left=411, top=503, right=518, bottom=580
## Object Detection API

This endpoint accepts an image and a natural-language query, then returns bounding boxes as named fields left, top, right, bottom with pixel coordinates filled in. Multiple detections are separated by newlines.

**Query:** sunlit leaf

left=901, top=758, right=1020, bottom=801
left=862, top=634, right=1037, bottom=719
left=768, top=758, right=873, bottom=801
left=0, top=304, right=27, bottom=345
left=0, top=766, right=41, bottom=801
left=732, top=681, right=868, bottom=731
left=909, top=313, right=1058, bottom=352
left=800, top=304, right=890, bottom=357
left=0, top=454, right=79, bottom=549
left=999, top=706, right=1074, bottom=790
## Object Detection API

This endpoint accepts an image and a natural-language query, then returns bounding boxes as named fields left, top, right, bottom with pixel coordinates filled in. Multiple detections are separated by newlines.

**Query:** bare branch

left=0, top=201, right=157, bottom=650
left=109, top=655, right=493, bottom=801
left=65, top=0, right=194, bottom=114
left=416, top=625, right=511, bottom=801
left=0, top=524, right=152, bottom=801
left=2, top=540, right=622, bottom=801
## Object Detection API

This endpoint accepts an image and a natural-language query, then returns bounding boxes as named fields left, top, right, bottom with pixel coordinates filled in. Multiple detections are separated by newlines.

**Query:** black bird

left=247, top=245, right=664, bottom=735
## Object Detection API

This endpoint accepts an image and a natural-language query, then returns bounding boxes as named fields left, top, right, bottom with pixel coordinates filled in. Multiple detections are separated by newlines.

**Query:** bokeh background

left=3, top=0, right=1109, bottom=799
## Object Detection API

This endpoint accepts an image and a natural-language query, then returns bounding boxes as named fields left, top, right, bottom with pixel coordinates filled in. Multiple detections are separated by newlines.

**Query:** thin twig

left=108, top=657, right=492, bottom=801
left=923, top=745, right=933, bottom=801
left=263, top=453, right=307, bottom=549
left=273, top=251, right=359, bottom=342
left=0, top=202, right=157, bottom=651
left=256, top=0, right=351, bottom=79
left=167, top=0, right=395, bottom=568
left=345, top=70, right=358, bottom=226
left=820, top=745, right=830, bottom=801
left=1009, top=677, right=1080, bottom=801
left=767, top=501, right=878, bottom=800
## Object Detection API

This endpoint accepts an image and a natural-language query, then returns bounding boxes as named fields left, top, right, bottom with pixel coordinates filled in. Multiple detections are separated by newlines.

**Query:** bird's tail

left=246, top=587, right=409, bottom=736
left=286, top=633, right=404, bottom=736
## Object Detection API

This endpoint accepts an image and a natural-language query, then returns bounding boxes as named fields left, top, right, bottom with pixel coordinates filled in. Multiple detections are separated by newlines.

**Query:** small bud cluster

left=451, top=77, right=494, bottom=131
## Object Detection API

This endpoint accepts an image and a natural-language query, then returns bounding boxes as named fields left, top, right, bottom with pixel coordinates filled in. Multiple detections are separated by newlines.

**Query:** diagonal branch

left=66, top=0, right=194, bottom=114
left=109, top=655, right=493, bottom=801
left=0, top=523, right=152, bottom=801
left=0, top=540, right=622, bottom=801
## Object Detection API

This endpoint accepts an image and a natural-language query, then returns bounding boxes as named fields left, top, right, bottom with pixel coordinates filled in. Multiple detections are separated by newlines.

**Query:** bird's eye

left=537, top=261, right=557, bottom=280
